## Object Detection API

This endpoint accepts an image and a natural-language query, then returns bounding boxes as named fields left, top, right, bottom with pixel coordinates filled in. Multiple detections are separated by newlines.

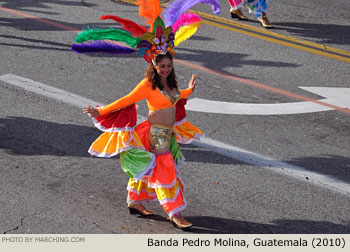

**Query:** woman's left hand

left=188, top=73, right=197, bottom=91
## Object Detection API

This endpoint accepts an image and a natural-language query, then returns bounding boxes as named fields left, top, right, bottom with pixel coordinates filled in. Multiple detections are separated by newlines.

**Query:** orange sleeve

left=99, top=79, right=150, bottom=116
left=179, top=88, right=193, bottom=99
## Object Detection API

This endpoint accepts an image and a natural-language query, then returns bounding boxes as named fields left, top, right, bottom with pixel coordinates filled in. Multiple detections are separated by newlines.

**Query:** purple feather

left=167, top=33, right=175, bottom=41
left=72, top=41, right=136, bottom=54
left=137, top=40, right=153, bottom=49
left=163, top=0, right=221, bottom=27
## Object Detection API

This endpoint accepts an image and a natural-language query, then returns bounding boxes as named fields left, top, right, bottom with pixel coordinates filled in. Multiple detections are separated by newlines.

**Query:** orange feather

left=136, top=0, right=162, bottom=30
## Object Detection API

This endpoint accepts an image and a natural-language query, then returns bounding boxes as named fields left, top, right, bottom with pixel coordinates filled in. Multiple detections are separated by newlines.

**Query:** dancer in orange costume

left=84, top=52, right=200, bottom=228
left=73, top=0, right=221, bottom=229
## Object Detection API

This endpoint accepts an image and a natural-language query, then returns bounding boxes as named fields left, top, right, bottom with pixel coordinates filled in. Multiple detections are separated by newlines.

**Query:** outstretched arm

left=83, top=79, right=150, bottom=117
left=179, top=73, right=197, bottom=99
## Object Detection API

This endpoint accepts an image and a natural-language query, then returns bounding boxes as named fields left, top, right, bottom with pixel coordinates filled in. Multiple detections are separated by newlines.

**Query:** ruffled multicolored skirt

left=88, top=99, right=203, bottom=216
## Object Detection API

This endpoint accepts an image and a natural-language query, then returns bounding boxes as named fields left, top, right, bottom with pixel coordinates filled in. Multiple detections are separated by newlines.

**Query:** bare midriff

left=147, top=107, right=176, bottom=155
left=96, top=78, right=193, bottom=155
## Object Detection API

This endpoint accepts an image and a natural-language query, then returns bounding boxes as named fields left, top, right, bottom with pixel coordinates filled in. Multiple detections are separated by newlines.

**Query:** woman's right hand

left=83, top=105, right=100, bottom=118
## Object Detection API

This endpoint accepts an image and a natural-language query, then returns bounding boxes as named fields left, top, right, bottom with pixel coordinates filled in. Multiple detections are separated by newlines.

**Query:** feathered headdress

left=72, top=0, right=221, bottom=63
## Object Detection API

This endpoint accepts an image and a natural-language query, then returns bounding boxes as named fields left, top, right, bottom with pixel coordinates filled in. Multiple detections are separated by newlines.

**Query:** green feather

left=140, top=32, right=156, bottom=44
left=152, top=16, right=165, bottom=34
left=164, top=26, right=173, bottom=40
left=74, top=28, right=141, bottom=48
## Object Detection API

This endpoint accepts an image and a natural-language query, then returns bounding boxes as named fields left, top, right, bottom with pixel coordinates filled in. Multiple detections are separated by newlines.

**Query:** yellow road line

left=202, top=19, right=350, bottom=63
left=118, top=0, right=350, bottom=62
left=191, top=10, right=350, bottom=57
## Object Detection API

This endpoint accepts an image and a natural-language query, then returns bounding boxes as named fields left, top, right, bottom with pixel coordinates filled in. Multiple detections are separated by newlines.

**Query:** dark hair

left=145, top=52, right=178, bottom=90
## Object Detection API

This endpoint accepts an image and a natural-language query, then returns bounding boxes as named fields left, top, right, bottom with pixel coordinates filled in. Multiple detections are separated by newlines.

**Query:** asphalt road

left=0, top=0, right=349, bottom=234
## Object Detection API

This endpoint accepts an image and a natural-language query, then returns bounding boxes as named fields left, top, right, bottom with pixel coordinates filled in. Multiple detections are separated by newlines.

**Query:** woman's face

left=155, top=57, right=173, bottom=79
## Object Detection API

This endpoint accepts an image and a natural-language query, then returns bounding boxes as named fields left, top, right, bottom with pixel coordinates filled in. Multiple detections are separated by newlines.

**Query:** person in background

left=227, top=0, right=273, bottom=28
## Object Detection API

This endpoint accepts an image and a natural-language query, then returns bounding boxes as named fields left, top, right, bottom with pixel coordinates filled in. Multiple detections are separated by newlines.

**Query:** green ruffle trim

left=120, top=148, right=155, bottom=181
left=169, top=134, right=184, bottom=166
left=120, top=135, right=184, bottom=180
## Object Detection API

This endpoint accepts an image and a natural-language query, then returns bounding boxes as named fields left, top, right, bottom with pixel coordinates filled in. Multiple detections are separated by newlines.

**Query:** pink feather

left=171, top=12, right=202, bottom=33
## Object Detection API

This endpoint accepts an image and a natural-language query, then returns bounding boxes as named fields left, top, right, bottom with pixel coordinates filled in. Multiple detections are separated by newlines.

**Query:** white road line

left=1, top=73, right=349, bottom=196
left=194, top=138, right=350, bottom=196
left=186, top=87, right=350, bottom=115
left=0, top=73, right=100, bottom=108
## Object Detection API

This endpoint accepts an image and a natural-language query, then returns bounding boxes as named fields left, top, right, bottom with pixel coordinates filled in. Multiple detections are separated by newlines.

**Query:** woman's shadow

left=185, top=216, right=350, bottom=234
left=0, top=116, right=100, bottom=157
left=139, top=214, right=350, bottom=233
left=146, top=215, right=350, bottom=234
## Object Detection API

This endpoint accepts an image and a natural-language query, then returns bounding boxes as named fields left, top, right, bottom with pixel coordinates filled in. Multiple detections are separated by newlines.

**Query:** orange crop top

left=98, top=78, right=193, bottom=116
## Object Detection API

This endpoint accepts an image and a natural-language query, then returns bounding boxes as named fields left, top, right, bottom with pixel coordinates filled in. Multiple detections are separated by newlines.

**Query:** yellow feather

left=174, top=21, right=202, bottom=47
